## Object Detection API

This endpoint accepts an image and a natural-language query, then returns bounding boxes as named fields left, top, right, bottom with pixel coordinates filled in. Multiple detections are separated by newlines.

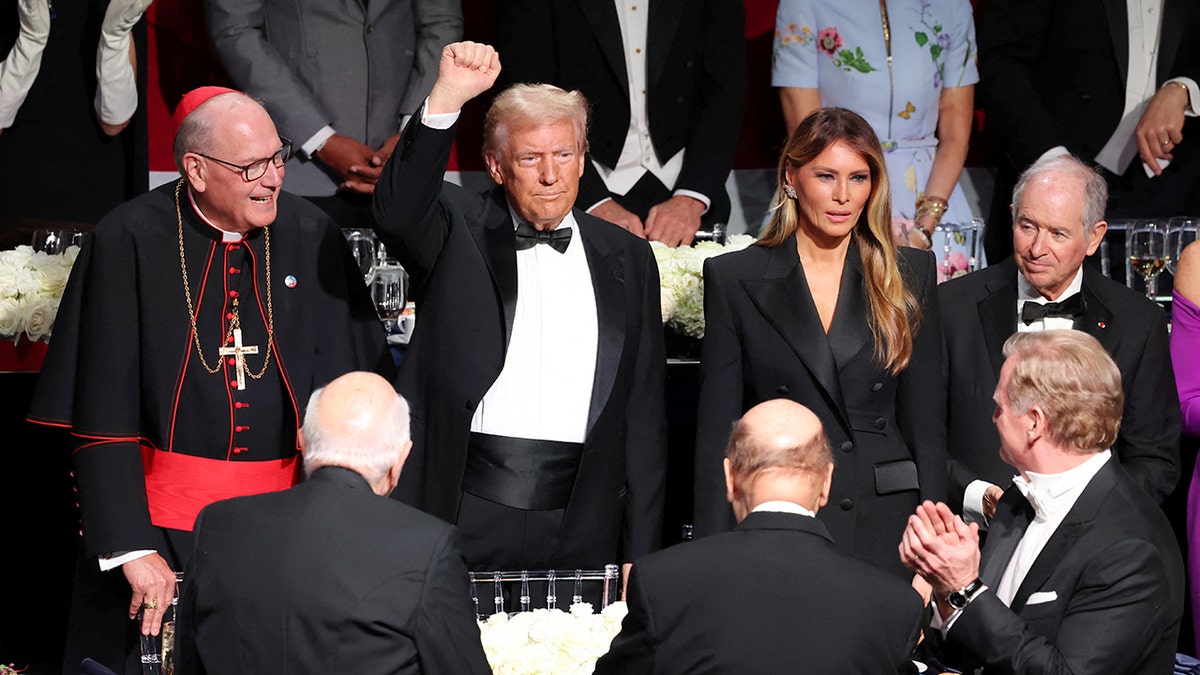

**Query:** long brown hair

left=759, top=108, right=919, bottom=373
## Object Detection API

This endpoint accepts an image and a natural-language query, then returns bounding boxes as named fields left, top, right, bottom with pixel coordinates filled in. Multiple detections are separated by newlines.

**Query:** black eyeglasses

left=196, top=137, right=293, bottom=181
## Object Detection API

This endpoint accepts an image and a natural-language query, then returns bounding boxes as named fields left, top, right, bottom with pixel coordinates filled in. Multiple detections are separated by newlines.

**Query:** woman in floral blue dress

left=773, top=0, right=979, bottom=269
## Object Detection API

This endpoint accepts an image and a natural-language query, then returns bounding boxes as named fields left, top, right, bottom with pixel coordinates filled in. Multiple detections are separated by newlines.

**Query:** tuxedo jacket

left=693, top=238, right=947, bottom=577
left=595, top=511, right=923, bottom=675
left=943, top=460, right=1184, bottom=674
left=977, top=0, right=1200, bottom=173
left=207, top=0, right=462, bottom=196
left=938, top=258, right=1180, bottom=507
left=371, top=114, right=668, bottom=567
left=175, top=466, right=491, bottom=675
left=496, top=0, right=747, bottom=223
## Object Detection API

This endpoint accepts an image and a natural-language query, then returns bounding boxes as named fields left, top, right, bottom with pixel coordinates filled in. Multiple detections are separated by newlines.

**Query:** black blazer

left=938, top=258, right=1179, bottom=507
left=942, top=460, right=1184, bottom=674
left=371, top=113, right=668, bottom=566
left=693, top=239, right=947, bottom=577
left=496, top=0, right=747, bottom=223
left=978, top=0, right=1200, bottom=172
left=176, top=466, right=491, bottom=675
left=595, top=511, right=923, bottom=675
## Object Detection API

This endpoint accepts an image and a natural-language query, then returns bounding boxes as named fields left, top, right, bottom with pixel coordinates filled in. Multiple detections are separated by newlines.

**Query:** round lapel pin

left=284, top=275, right=297, bottom=288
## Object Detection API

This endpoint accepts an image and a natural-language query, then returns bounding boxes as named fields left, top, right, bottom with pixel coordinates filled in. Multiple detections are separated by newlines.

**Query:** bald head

left=301, top=372, right=411, bottom=495
left=724, top=399, right=835, bottom=519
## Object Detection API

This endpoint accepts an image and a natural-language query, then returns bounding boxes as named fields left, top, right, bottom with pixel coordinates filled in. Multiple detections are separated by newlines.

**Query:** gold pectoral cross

left=219, top=327, right=259, bottom=391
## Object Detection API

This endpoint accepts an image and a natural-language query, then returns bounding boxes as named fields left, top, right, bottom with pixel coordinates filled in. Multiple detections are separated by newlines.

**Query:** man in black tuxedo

left=939, top=154, right=1178, bottom=523
left=175, top=372, right=490, bottom=674
left=496, top=0, right=747, bottom=246
left=902, top=330, right=1184, bottom=674
left=372, top=42, right=666, bottom=588
left=978, top=0, right=1200, bottom=261
left=596, top=399, right=924, bottom=674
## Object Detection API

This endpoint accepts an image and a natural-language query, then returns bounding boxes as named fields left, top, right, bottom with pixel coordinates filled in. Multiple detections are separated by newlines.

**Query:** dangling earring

left=783, top=184, right=798, bottom=200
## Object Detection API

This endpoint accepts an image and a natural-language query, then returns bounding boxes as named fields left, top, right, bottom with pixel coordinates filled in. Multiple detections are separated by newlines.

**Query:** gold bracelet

left=915, top=195, right=948, bottom=225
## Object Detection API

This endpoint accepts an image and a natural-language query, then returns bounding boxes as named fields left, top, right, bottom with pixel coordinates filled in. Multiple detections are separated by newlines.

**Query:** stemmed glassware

left=371, top=261, right=407, bottom=334
left=342, top=228, right=379, bottom=285
left=31, top=228, right=68, bottom=254
left=1128, top=220, right=1169, bottom=301
left=1167, top=217, right=1199, bottom=277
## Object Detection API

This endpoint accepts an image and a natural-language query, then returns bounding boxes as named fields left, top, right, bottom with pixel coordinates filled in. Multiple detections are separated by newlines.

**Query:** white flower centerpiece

left=0, top=245, right=79, bottom=343
left=652, top=234, right=756, bottom=339
left=478, top=601, right=628, bottom=675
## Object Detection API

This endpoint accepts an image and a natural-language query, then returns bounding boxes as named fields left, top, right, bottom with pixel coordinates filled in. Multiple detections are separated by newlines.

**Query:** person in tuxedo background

left=596, top=398, right=923, bottom=675
left=176, top=372, right=490, bottom=675
left=372, top=42, right=666, bottom=589
left=939, top=154, right=1179, bottom=524
left=496, top=0, right=747, bottom=246
left=692, top=107, right=946, bottom=580
left=901, top=330, right=1184, bottom=674
left=977, top=0, right=1200, bottom=262
left=208, top=0, right=463, bottom=228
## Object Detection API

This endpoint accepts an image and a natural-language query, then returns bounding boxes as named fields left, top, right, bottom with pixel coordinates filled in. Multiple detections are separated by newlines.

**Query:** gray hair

left=171, top=92, right=259, bottom=172
left=1011, top=154, right=1108, bottom=238
left=300, top=385, right=411, bottom=484
left=483, top=83, right=590, bottom=158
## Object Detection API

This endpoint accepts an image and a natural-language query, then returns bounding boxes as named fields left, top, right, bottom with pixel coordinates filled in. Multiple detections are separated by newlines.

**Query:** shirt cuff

left=585, top=196, right=615, bottom=214
left=100, top=549, right=156, bottom=571
left=1165, top=77, right=1199, bottom=117
left=672, top=189, right=711, bottom=215
left=300, top=126, right=336, bottom=159
left=420, top=97, right=460, bottom=129
left=962, top=479, right=994, bottom=528
left=1037, top=145, right=1071, bottom=164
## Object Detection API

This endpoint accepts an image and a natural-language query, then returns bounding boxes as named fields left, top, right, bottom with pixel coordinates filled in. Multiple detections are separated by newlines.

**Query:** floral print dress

left=773, top=0, right=979, bottom=269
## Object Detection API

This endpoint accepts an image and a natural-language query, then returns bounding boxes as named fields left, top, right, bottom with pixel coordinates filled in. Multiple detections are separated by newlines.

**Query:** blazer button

left=871, top=382, right=883, bottom=392
left=839, top=498, right=854, bottom=511
left=464, top=399, right=476, bottom=410
left=874, top=418, right=887, bottom=430
left=840, top=440, right=853, bottom=453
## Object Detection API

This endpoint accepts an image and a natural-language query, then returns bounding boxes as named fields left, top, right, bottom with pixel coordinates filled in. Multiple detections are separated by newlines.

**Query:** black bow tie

left=1021, top=293, right=1085, bottom=325
left=514, top=221, right=572, bottom=254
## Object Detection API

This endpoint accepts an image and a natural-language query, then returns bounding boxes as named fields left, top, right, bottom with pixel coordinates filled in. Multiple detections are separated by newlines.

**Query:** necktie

left=514, top=221, right=572, bottom=254
left=1021, top=292, right=1084, bottom=325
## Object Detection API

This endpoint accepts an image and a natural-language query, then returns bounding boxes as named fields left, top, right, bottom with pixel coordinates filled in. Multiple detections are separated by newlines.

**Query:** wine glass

left=1167, top=217, right=1199, bottom=276
left=1128, top=220, right=1168, bottom=301
left=371, top=262, right=407, bottom=334
left=342, top=228, right=378, bottom=284
left=31, top=228, right=67, bottom=254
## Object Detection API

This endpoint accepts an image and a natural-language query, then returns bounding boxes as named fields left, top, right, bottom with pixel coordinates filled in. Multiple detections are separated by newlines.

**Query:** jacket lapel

left=978, top=259, right=1019, bottom=379
left=980, top=490, right=1035, bottom=587
left=1101, top=0, right=1129, bottom=85
left=1008, top=461, right=1116, bottom=612
left=827, top=243, right=871, bottom=370
left=647, top=0, right=683, bottom=90
left=577, top=0, right=628, bottom=93
left=742, top=237, right=848, bottom=431
left=471, top=188, right=520, bottom=347
left=1075, top=269, right=1114, bottom=346
left=580, top=214, right=625, bottom=437
left=1160, top=0, right=1187, bottom=82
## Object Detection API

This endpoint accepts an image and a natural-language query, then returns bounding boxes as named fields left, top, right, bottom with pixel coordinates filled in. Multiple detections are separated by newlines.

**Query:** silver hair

left=1011, top=154, right=1108, bottom=239
left=483, top=83, right=590, bottom=158
left=300, top=385, right=411, bottom=484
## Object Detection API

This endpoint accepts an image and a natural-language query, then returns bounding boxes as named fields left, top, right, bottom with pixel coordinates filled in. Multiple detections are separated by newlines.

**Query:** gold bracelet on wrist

left=915, top=195, right=948, bottom=227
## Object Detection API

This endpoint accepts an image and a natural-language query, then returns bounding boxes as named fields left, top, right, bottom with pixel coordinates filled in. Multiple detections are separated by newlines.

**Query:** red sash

left=141, top=446, right=300, bottom=531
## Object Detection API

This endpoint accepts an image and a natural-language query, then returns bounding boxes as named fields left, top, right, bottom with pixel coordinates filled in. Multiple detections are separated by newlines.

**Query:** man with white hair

left=176, top=372, right=490, bottom=674
left=939, top=153, right=1179, bottom=523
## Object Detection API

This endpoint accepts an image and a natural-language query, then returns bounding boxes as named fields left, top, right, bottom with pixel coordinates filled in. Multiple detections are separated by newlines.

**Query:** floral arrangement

left=478, top=601, right=628, bottom=675
left=652, top=235, right=755, bottom=339
left=0, top=245, right=79, bottom=343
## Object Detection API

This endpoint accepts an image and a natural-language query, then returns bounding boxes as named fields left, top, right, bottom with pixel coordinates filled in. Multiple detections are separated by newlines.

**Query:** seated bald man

left=176, top=372, right=489, bottom=675
left=595, top=399, right=924, bottom=675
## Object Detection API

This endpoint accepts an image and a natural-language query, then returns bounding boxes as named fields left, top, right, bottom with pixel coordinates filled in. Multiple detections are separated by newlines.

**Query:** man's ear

left=182, top=153, right=207, bottom=193
left=1085, top=220, right=1108, bottom=256
left=816, top=463, right=834, bottom=509
left=483, top=151, right=504, bottom=186
left=723, top=457, right=736, bottom=505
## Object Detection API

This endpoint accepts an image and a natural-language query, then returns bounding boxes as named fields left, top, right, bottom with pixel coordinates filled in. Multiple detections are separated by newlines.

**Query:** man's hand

left=341, top=132, right=403, bottom=195
left=591, top=200, right=646, bottom=238
left=122, top=553, right=177, bottom=636
left=315, top=134, right=380, bottom=187
left=982, top=484, right=1004, bottom=522
left=645, top=195, right=705, bottom=247
left=1137, top=83, right=1190, bottom=174
left=899, top=501, right=981, bottom=619
left=427, top=42, right=501, bottom=116
left=621, top=562, right=633, bottom=601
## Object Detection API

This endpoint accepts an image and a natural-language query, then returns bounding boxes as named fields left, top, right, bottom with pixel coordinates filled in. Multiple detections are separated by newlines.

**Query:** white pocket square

left=1026, top=591, right=1058, bottom=605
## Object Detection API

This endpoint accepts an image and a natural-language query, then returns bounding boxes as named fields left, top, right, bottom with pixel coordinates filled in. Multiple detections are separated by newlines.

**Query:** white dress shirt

left=751, top=500, right=817, bottom=518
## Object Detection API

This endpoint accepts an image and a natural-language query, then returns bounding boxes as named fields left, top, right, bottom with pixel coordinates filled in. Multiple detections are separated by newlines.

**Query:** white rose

left=0, top=297, right=21, bottom=338
left=24, top=298, right=54, bottom=342
left=33, top=256, right=72, bottom=296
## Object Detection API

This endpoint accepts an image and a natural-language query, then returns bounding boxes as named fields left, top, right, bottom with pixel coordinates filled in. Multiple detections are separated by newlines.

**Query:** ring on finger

left=142, top=598, right=159, bottom=610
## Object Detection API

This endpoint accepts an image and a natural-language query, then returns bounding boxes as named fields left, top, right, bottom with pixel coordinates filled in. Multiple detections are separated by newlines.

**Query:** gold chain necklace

left=175, top=179, right=275, bottom=380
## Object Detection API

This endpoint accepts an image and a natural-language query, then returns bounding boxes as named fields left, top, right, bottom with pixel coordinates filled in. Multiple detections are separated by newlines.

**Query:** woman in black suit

left=693, top=108, right=946, bottom=578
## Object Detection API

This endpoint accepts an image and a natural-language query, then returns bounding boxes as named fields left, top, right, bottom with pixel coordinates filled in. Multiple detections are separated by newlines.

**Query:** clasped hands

left=591, top=195, right=706, bottom=247
left=899, top=501, right=981, bottom=621
left=315, top=132, right=401, bottom=195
